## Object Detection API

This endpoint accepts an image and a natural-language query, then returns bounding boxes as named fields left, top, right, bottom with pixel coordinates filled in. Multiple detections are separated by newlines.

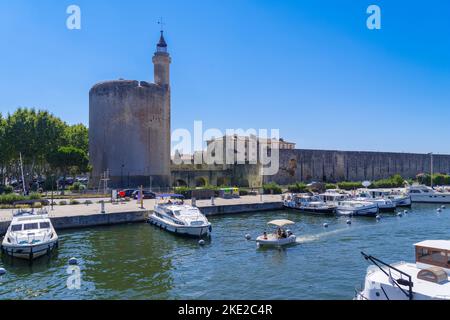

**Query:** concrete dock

left=0, top=195, right=283, bottom=235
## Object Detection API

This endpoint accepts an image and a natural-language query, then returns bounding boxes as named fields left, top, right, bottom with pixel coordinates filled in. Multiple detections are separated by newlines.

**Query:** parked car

left=118, top=189, right=136, bottom=198
left=132, top=190, right=156, bottom=199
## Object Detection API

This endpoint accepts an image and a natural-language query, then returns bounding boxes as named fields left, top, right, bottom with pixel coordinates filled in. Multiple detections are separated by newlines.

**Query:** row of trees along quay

left=0, top=108, right=89, bottom=194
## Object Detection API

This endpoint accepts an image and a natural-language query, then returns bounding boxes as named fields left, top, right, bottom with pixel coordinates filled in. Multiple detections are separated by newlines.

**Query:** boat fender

left=245, top=234, right=251, bottom=240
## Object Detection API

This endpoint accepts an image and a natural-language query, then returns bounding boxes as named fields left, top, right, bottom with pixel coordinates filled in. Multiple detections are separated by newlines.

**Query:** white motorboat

left=367, top=189, right=412, bottom=207
left=318, top=189, right=351, bottom=204
left=1, top=201, right=58, bottom=260
left=336, top=200, right=379, bottom=217
left=408, top=185, right=450, bottom=203
left=256, top=220, right=297, bottom=247
left=354, top=190, right=396, bottom=212
left=283, top=194, right=336, bottom=215
left=356, top=240, right=450, bottom=300
left=148, top=194, right=211, bottom=237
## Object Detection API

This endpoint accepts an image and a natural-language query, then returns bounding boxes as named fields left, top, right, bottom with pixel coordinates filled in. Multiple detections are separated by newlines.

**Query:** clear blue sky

left=0, top=0, right=449, bottom=154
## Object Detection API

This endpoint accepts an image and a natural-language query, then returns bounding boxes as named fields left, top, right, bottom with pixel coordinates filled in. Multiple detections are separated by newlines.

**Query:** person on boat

left=277, top=228, right=283, bottom=239
left=263, top=232, right=268, bottom=240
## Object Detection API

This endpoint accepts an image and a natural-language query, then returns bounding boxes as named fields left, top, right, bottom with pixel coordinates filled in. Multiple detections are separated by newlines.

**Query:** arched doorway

left=175, top=179, right=188, bottom=187
left=195, top=177, right=207, bottom=187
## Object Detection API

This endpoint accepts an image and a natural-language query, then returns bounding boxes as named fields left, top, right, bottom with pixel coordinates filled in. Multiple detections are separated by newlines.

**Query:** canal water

left=0, top=204, right=449, bottom=300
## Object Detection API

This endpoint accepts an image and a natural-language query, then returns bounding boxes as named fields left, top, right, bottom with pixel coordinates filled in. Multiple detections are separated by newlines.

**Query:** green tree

left=64, top=123, right=88, bottom=153
left=48, top=146, right=89, bottom=194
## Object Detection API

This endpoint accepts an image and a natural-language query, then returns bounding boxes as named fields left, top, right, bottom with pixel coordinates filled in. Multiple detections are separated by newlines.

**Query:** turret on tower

left=153, top=31, right=171, bottom=87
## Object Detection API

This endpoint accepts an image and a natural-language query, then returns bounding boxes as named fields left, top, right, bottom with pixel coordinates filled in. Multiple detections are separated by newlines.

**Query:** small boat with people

left=148, top=194, right=212, bottom=237
left=256, top=219, right=297, bottom=247
left=335, top=200, right=379, bottom=217
left=1, top=200, right=58, bottom=260
left=355, top=240, right=450, bottom=300
left=407, top=185, right=450, bottom=203
left=283, top=194, right=336, bottom=215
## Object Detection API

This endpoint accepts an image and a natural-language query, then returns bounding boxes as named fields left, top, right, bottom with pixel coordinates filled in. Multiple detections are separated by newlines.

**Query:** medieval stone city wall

left=265, top=149, right=450, bottom=185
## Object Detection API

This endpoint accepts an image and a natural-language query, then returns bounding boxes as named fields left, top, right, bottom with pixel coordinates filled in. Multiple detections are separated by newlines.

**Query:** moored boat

left=1, top=200, right=58, bottom=260
left=407, top=185, right=450, bottom=203
left=336, top=200, right=379, bottom=217
left=148, top=194, right=211, bottom=237
left=283, top=194, right=336, bottom=215
left=356, top=240, right=450, bottom=300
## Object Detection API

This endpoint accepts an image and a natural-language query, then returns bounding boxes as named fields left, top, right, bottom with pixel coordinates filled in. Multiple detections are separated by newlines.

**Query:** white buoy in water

left=404, top=210, right=408, bottom=214
left=397, top=212, right=403, bottom=217
left=68, top=257, right=78, bottom=265
left=0, top=268, right=6, bottom=276
left=437, top=208, right=442, bottom=213
left=323, top=223, right=329, bottom=228
left=442, top=205, right=446, bottom=209
left=198, top=239, right=205, bottom=246
left=245, top=234, right=251, bottom=240
left=376, top=215, right=381, bottom=220
left=346, top=219, right=351, bottom=225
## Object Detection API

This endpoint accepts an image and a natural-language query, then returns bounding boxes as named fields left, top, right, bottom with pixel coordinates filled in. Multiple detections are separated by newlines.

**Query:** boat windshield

left=24, top=223, right=39, bottom=231
left=11, top=224, right=22, bottom=232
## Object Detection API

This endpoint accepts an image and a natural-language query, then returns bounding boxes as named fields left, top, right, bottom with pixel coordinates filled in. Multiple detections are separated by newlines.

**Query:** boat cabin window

left=40, top=222, right=50, bottom=229
left=409, top=190, right=421, bottom=193
left=11, top=224, right=22, bottom=232
left=173, top=210, right=181, bottom=216
left=23, top=223, right=39, bottom=231
left=416, top=246, right=450, bottom=268
left=417, top=267, right=448, bottom=284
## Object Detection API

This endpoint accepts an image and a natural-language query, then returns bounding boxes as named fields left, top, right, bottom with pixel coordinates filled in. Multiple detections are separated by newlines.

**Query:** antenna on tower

left=158, top=17, right=165, bottom=33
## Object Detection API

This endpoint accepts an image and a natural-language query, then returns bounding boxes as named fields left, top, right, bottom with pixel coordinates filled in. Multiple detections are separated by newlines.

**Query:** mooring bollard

left=100, top=200, right=105, bottom=214
left=211, top=196, right=215, bottom=206
left=192, top=197, right=196, bottom=207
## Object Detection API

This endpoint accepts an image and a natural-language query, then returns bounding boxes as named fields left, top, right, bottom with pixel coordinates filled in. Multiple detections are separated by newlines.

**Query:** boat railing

left=361, top=252, right=414, bottom=300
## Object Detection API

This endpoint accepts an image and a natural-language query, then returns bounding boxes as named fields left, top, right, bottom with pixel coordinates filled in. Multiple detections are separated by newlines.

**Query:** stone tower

left=89, top=31, right=172, bottom=188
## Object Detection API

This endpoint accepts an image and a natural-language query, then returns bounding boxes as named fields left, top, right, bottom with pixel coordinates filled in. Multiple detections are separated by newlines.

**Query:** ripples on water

left=0, top=204, right=449, bottom=300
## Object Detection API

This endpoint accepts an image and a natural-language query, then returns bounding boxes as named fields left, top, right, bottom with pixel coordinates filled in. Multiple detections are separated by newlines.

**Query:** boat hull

left=284, top=205, right=335, bottom=215
left=148, top=214, right=211, bottom=237
left=410, top=195, right=450, bottom=204
left=256, top=235, right=297, bottom=247
left=1, top=238, right=58, bottom=260
left=337, top=206, right=379, bottom=217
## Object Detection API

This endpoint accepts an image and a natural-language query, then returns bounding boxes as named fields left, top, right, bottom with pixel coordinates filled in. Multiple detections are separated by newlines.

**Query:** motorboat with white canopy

left=148, top=194, right=212, bottom=237
left=356, top=240, right=450, bottom=300
left=256, top=219, right=297, bottom=247
left=1, top=200, right=58, bottom=260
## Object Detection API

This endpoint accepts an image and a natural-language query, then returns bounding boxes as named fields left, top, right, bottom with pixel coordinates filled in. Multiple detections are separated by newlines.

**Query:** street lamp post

left=429, top=152, right=434, bottom=188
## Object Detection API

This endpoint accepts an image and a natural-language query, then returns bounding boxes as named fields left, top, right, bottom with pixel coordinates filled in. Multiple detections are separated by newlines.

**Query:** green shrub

left=0, top=194, right=24, bottom=205
left=2, top=185, right=13, bottom=194
left=287, top=182, right=308, bottom=193
left=69, top=182, right=87, bottom=192
left=70, top=199, right=80, bottom=205
left=325, top=183, right=337, bottom=190
left=263, top=183, right=282, bottom=195
left=174, top=186, right=191, bottom=198
left=337, top=181, right=363, bottom=190
left=239, top=189, right=249, bottom=196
